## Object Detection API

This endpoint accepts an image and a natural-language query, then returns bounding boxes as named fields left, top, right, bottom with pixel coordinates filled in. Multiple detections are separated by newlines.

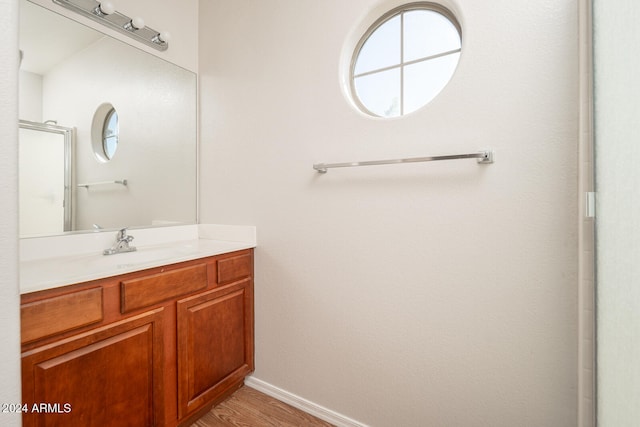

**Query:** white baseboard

left=244, top=376, right=369, bottom=427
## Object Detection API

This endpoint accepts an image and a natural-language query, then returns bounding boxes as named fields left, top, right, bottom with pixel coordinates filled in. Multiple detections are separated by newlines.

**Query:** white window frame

left=350, top=2, right=462, bottom=117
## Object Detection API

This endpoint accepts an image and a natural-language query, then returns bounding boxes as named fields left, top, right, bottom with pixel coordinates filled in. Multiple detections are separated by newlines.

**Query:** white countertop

left=20, top=224, right=256, bottom=294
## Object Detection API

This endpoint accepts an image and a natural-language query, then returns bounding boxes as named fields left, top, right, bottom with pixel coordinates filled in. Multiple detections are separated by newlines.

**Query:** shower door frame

left=19, top=119, right=74, bottom=233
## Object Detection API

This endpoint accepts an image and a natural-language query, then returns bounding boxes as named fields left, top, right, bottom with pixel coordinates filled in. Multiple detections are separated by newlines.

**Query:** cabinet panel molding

left=121, top=263, right=208, bottom=313
left=217, top=253, right=252, bottom=284
left=21, top=287, right=103, bottom=344
left=22, top=309, right=165, bottom=427
left=177, top=278, right=254, bottom=418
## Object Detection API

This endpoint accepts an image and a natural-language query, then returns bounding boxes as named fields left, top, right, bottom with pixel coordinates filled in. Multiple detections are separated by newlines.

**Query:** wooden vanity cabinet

left=20, top=249, right=254, bottom=427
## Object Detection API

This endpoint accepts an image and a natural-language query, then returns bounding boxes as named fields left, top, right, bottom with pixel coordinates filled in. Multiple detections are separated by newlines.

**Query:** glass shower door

left=18, top=120, right=74, bottom=236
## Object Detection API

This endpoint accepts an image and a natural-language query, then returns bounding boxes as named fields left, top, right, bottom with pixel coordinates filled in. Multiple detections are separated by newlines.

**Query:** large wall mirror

left=18, top=0, right=197, bottom=238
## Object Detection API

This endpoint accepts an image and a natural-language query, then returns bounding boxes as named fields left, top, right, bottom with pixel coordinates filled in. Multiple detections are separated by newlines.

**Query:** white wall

left=18, top=70, right=42, bottom=122
left=0, top=0, right=24, bottom=425
left=594, top=0, right=640, bottom=425
left=199, top=0, right=580, bottom=426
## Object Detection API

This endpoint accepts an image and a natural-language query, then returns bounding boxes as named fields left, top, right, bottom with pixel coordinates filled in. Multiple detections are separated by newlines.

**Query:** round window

left=91, top=103, right=119, bottom=162
left=350, top=3, right=462, bottom=117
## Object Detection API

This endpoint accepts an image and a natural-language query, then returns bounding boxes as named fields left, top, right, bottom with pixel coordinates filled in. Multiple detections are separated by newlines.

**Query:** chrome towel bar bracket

left=313, top=150, right=494, bottom=173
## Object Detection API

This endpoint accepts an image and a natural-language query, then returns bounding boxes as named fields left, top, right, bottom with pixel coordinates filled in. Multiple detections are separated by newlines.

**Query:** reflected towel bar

left=313, top=150, right=494, bottom=173
left=78, top=179, right=128, bottom=188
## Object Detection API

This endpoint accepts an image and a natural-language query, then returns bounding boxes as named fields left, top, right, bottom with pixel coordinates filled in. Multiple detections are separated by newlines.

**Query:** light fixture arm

left=52, top=0, right=169, bottom=51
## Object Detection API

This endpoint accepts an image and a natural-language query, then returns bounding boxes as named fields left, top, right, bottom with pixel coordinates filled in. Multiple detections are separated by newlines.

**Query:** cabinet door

left=21, top=309, right=164, bottom=427
left=176, top=278, right=254, bottom=418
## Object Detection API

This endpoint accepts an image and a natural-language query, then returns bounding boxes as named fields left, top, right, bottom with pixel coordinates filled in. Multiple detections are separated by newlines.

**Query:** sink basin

left=85, top=244, right=198, bottom=270
left=109, top=248, right=174, bottom=264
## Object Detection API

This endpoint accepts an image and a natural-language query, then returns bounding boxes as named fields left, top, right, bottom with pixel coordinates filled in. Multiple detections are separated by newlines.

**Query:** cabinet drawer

left=217, top=253, right=252, bottom=284
left=121, top=264, right=208, bottom=313
left=21, top=287, right=103, bottom=344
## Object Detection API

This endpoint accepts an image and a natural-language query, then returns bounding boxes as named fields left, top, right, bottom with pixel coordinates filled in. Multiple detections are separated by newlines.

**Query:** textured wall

left=0, top=0, right=24, bottom=424
left=18, top=71, right=42, bottom=122
left=594, top=0, right=640, bottom=425
left=199, top=0, right=580, bottom=425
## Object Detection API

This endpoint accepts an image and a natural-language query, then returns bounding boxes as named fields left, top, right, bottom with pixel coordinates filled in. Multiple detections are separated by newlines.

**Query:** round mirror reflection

left=91, top=102, right=119, bottom=163
left=102, top=107, right=119, bottom=160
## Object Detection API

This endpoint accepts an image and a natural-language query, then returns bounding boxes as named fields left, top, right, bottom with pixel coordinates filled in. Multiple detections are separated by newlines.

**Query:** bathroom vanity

left=19, top=225, right=255, bottom=427
left=17, top=0, right=247, bottom=423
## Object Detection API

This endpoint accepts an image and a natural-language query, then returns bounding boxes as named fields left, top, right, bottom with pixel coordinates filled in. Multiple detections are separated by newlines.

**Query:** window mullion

left=353, top=63, right=402, bottom=79
left=352, top=48, right=461, bottom=79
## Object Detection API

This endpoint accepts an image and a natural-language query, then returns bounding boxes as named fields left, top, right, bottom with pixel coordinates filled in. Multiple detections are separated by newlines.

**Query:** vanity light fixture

left=123, top=16, right=144, bottom=31
left=52, top=0, right=169, bottom=51
left=93, top=0, right=114, bottom=16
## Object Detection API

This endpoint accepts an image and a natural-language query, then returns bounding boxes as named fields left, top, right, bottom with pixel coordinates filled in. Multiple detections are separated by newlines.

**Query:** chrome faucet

left=103, top=227, right=137, bottom=255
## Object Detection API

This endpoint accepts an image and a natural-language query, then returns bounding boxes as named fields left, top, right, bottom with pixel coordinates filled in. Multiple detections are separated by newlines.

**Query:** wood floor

left=189, top=386, right=335, bottom=427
